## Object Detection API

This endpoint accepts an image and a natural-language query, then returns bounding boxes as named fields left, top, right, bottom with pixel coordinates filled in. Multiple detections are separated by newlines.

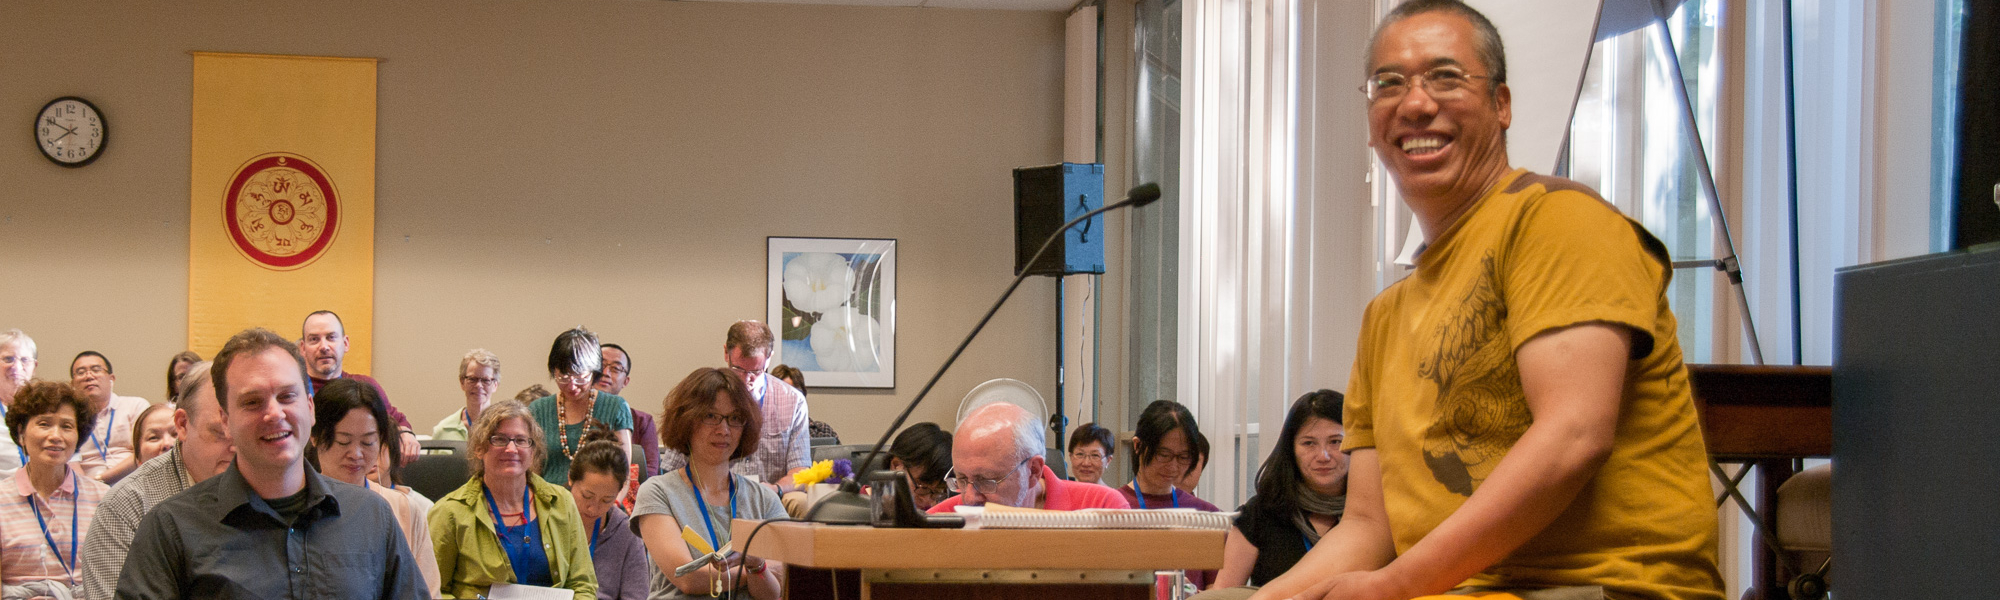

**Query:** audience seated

left=299, top=310, right=419, bottom=466
left=80, top=361, right=235, bottom=600
left=1120, top=400, right=1221, bottom=589
left=430, top=400, right=597, bottom=599
left=127, top=403, right=177, bottom=467
left=593, top=343, right=658, bottom=478
left=928, top=402, right=1129, bottom=512
left=634, top=367, right=785, bottom=600
left=0, top=329, right=39, bottom=477
left=529, top=327, right=633, bottom=486
left=1212, top=390, right=1348, bottom=590
left=662, top=321, right=811, bottom=498
left=771, top=365, right=838, bottom=444
left=68, top=351, right=150, bottom=484
left=161, top=351, right=200, bottom=405
left=118, top=328, right=423, bottom=599
left=310, top=378, right=441, bottom=593
left=568, top=424, right=647, bottom=600
left=434, top=349, right=501, bottom=442
left=2, top=380, right=108, bottom=599
left=887, top=422, right=952, bottom=511
left=1066, top=422, right=1114, bottom=485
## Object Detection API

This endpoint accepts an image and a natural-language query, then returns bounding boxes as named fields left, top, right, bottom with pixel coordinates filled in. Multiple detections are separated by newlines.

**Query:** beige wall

left=0, top=0, right=1069, bottom=442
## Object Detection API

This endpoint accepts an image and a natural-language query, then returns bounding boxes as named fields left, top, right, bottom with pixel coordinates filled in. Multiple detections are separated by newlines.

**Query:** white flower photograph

left=766, top=237, right=896, bottom=388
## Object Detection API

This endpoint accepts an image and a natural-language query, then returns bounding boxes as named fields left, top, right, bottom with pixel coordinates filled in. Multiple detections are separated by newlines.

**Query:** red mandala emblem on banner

left=224, top=153, right=340, bottom=270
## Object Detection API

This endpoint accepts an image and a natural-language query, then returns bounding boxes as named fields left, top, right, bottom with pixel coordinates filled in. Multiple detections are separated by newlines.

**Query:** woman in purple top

left=568, top=425, right=646, bottom=600
left=1119, top=400, right=1221, bottom=590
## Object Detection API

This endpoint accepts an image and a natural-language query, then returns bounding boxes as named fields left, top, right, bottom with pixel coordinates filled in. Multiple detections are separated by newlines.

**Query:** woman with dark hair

left=1211, top=389, right=1348, bottom=589
left=128, top=402, right=177, bottom=467
left=887, top=422, right=952, bottom=511
left=529, top=327, right=632, bottom=485
left=1122, top=400, right=1221, bottom=589
left=163, top=351, right=200, bottom=404
left=1066, top=422, right=1115, bottom=485
left=309, top=378, right=439, bottom=593
left=0, top=380, right=106, bottom=598
left=568, top=425, right=646, bottom=600
left=633, top=368, right=785, bottom=599
left=772, top=364, right=839, bottom=443
left=431, top=400, right=596, bottom=598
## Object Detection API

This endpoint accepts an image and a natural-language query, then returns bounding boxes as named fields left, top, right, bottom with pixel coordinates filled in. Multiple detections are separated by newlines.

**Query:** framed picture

left=767, top=237, right=896, bottom=388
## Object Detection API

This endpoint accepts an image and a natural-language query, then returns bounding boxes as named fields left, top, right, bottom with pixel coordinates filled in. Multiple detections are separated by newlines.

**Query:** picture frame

left=766, top=237, right=896, bottom=388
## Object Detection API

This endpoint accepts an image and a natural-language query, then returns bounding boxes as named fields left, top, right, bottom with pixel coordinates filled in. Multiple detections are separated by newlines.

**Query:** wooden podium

left=731, top=519, right=1225, bottom=600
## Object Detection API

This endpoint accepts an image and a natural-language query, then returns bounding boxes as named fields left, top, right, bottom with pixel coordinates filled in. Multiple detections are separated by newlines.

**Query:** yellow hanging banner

left=189, top=52, right=376, bottom=369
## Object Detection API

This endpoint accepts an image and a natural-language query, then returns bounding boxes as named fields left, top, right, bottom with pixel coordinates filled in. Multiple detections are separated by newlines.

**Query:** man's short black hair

left=71, top=350, right=113, bottom=375
left=601, top=343, right=630, bottom=374
left=1369, top=0, right=1507, bottom=86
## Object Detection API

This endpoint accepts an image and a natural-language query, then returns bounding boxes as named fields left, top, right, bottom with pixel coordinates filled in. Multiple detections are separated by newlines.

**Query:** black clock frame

left=35, top=96, right=108, bottom=168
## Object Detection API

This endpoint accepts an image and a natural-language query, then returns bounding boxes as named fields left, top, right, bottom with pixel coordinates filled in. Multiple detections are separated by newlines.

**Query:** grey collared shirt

left=113, top=463, right=426, bottom=600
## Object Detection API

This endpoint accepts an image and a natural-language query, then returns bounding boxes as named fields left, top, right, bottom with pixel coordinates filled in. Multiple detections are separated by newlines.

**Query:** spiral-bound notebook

left=954, top=505, right=1233, bottom=530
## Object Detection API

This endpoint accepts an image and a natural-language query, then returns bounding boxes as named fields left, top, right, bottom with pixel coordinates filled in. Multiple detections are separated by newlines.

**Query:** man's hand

left=399, top=430, right=421, bottom=466
left=1285, top=570, right=1410, bottom=600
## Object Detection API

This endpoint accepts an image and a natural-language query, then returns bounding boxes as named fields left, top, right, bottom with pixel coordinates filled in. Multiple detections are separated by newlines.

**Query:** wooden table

left=731, top=519, right=1225, bottom=600
left=1686, top=363, right=1832, bottom=600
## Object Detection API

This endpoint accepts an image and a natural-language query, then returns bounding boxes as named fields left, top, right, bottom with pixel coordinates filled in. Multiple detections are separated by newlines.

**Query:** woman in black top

left=1214, top=389, right=1349, bottom=588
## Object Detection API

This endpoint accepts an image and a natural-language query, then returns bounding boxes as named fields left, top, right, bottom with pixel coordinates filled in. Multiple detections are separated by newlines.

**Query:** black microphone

left=805, top=182, right=1163, bottom=526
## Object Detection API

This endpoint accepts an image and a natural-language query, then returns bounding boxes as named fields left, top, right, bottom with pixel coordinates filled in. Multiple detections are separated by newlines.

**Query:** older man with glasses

left=926, top=402, right=1128, bottom=513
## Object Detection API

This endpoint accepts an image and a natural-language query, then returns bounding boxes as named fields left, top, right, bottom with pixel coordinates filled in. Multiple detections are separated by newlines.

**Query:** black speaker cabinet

left=1013, top=163, right=1106, bottom=276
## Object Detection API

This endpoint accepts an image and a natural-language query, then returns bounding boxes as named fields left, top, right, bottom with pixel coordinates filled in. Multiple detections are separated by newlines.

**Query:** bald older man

left=927, top=403, right=1128, bottom=512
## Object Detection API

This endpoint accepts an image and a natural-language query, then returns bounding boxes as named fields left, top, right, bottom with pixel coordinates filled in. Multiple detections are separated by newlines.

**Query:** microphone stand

left=804, top=182, right=1162, bottom=526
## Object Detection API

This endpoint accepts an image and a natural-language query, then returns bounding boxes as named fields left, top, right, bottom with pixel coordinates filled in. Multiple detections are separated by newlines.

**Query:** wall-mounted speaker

left=1013, top=163, right=1106, bottom=276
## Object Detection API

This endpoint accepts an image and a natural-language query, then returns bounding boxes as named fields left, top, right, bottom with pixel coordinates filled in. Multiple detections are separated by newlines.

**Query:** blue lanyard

left=29, top=470, right=78, bottom=575
left=87, top=408, right=114, bottom=460
left=590, top=516, right=604, bottom=558
left=1131, top=483, right=1178, bottom=509
left=683, top=467, right=736, bottom=553
left=482, top=483, right=533, bottom=542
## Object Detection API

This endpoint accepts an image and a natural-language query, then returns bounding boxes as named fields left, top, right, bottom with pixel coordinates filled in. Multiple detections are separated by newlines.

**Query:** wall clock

left=35, top=96, right=107, bottom=167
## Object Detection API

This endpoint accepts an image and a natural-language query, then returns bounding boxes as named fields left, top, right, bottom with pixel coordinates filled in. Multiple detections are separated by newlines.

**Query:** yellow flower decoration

left=793, top=459, right=836, bottom=486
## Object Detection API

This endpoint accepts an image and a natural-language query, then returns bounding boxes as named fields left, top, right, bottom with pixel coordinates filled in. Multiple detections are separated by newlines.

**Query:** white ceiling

left=678, top=0, right=1079, bottom=13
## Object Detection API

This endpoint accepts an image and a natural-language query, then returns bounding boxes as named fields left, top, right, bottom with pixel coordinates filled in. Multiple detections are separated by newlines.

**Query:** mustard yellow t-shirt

left=1344, top=170, right=1723, bottom=600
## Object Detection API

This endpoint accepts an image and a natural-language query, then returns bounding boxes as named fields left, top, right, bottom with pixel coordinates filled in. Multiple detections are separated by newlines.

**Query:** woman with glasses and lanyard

left=1122, top=400, right=1222, bottom=590
left=633, top=368, right=784, bottom=599
left=568, top=424, right=647, bottom=600
left=430, top=400, right=597, bottom=599
left=531, top=328, right=633, bottom=486
left=0, top=381, right=106, bottom=599
left=1210, top=390, right=1348, bottom=590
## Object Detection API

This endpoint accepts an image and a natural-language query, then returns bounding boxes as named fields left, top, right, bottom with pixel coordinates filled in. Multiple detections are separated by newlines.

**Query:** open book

left=953, top=504, right=1233, bottom=530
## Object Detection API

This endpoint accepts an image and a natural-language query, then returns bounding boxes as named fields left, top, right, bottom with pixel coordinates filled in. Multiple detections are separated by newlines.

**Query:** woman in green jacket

left=430, top=400, right=597, bottom=599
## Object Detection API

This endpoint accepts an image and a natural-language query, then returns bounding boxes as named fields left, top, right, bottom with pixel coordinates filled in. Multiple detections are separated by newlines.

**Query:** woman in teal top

left=529, top=327, right=633, bottom=485
left=430, top=400, right=597, bottom=599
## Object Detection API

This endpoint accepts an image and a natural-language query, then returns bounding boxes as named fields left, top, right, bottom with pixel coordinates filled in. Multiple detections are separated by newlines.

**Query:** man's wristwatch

left=747, top=560, right=767, bottom=575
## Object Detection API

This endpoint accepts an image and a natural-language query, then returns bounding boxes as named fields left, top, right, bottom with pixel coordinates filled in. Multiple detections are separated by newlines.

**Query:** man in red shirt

left=928, top=402, right=1128, bottom=513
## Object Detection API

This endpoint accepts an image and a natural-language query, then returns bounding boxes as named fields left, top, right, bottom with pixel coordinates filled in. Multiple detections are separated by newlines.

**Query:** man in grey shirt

left=80, top=361, right=237, bottom=600
left=115, top=328, right=423, bottom=600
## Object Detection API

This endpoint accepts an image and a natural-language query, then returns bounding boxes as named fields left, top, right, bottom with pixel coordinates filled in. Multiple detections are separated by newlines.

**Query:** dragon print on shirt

left=1415, top=252, right=1531, bottom=496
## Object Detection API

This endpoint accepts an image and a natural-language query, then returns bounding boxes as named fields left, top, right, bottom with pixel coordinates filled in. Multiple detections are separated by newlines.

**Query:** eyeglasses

left=602, top=363, right=628, bottom=377
left=487, top=435, right=534, bottom=449
left=460, top=376, right=498, bottom=387
left=727, top=364, right=765, bottom=377
left=554, top=372, right=592, bottom=386
left=911, top=480, right=948, bottom=501
left=1362, top=66, right=1494, bottom=103
left=701, top=412, right=748, bottom=429
left=1149, top=449, right=1198, bottom=467
left=1069, top=450, right=1107, bottom=464
left=72, top=365, right=108, bottom=377
left=945, top=457, right=1031, bottom=495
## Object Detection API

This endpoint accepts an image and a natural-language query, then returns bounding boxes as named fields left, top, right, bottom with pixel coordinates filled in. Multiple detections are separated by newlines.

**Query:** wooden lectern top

left=730, top=519, right=1225, bottom=571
